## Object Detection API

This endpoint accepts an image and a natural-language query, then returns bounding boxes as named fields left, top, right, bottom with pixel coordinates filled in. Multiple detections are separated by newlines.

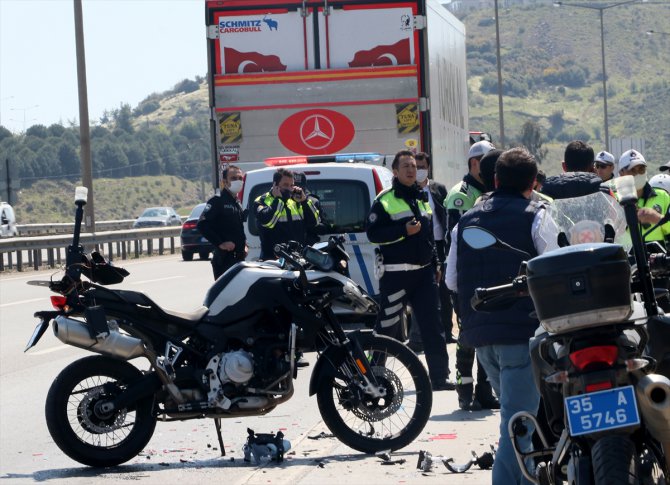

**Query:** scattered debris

left=417, top=446, right=497, bottom=474
left=243, top=428, right=291, bottom=465
left=307, top=431, right=335, bottom=440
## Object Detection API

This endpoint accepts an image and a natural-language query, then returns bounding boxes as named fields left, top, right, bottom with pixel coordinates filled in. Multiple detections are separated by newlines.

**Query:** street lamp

left=10, top=105, right=39, bottom=132
left=554, top=0, right=639, bottom=151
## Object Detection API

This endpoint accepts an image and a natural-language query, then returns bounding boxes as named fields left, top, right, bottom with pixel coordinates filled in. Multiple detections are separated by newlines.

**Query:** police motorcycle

left=25, top=187, right=433, bottom=467
left=462, top=178, right=670, bottom=484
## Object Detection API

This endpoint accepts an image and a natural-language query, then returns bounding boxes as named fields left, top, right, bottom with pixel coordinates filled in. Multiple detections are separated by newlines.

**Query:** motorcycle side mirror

left=462, top=226, right=532, bottom=259
left=462, top=227, right=497, bottom=249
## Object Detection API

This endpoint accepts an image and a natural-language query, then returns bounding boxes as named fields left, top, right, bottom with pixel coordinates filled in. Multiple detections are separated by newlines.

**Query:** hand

left=219, top=241, right=235, bottom=251
left=292, top=187, right=306, bottom=202
left=637, top=208, right=663, bottom=225
left=271, top=185, right=283, bottom=197
left=406, top=219, right=421, bottom=236
left=244, top=243, right=249, bottom=257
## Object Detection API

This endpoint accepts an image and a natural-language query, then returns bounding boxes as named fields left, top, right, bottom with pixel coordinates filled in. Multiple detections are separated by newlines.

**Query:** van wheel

left=181, top=250, right=193, bottom=261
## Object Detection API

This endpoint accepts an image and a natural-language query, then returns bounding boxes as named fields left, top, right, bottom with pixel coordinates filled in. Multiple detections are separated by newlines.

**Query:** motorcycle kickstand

left=214, top=418, right=226, bottom=457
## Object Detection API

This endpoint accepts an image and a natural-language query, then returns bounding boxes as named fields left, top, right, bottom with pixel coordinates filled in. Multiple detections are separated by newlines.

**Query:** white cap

left=594, top=150, right=615, bottom=165
left=468, top=140, right=495, bottom=160
left=618, top=149, right=647, bottom=172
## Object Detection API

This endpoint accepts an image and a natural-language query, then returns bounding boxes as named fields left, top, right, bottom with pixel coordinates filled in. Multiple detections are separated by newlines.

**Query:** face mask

left=228, top=180, right=243, bottom=194
left=633, top=173, right=647, bottom=191
left=416, top=169, right=429, bottom=183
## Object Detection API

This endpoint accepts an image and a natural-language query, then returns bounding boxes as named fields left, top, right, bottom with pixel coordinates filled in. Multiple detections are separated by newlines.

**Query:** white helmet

left=649, top=174, right=670, bottom=194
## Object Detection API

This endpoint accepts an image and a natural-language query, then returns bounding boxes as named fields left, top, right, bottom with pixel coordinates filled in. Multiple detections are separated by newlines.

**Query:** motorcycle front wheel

left=45, top=355, right=156, bottom=467
left=316, top=335, right=432, bottom=453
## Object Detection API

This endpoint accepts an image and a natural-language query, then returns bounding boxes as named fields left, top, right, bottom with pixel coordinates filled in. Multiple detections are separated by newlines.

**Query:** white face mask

left=416, top=169, right=429, bottom=183
left=228, top=179, right=243, bottom=194
left=633, top=173, right=647, bottom=191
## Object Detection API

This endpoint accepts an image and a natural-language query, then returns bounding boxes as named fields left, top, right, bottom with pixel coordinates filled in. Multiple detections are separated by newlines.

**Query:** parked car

left=180, top=203, right=214, bottom=261
left=132, top=207, right=181, bottom=228
left=0, top=201, right=18, bottom=237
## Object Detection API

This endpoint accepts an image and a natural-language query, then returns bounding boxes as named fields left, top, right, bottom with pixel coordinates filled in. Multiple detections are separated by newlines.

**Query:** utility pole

left=74, top=0, right=95, bottom=231
left=494, top=0, right=505, bottom=148
left=5, top=158, right=12, bottom=205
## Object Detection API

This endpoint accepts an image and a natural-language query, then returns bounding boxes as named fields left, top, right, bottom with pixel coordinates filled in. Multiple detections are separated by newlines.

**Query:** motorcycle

left=462, top=179, right=670, bottom=484
left=25, top=187, right=433, bottom=467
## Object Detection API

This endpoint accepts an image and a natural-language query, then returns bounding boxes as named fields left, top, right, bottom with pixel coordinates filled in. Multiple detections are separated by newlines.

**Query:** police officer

left=445, top=140, right=499, bottom=410
left=253, top=168, right=320, bottom=260
left=618, top=149, right=670, bottom=247
left=366, top=150, right=453, bottom=391
left=197, top=164, right=247, bottom=279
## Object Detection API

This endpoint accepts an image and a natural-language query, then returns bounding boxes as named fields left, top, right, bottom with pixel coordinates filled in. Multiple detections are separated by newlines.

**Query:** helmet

left=649, top=174, right=670, bottom=194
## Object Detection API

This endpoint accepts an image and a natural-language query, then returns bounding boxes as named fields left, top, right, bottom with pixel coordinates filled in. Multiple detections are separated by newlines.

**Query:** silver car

left=133, top=207, right=181, bottom=228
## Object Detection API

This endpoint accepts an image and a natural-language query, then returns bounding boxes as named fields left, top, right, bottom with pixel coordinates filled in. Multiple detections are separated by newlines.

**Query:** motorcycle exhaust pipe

left=635, top=373, right=670, bottom=468
left=53, top=315, right=145, bottom=360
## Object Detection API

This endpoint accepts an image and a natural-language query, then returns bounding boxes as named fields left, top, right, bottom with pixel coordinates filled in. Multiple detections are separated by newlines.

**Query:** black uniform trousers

left=453, top=301, right=491, bottom=401
left=211, top=249, right=238, bottom=280
left=376, top=265, right=449, bottom=383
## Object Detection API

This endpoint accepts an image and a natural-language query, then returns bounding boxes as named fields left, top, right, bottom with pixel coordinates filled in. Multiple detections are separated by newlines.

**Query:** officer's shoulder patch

left=653, top=204, right=663, bottom=214
left=203, top=203, right=212, bottom=213
left=368, top=212, right=378, bottom=223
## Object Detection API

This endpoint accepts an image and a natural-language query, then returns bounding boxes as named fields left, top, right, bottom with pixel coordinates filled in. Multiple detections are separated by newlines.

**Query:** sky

left=0, top=0, right=205, bottom=133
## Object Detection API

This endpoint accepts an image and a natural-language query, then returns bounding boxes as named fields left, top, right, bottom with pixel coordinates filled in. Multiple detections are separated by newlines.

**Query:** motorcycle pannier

left=526, top=243, right=631, bottom=333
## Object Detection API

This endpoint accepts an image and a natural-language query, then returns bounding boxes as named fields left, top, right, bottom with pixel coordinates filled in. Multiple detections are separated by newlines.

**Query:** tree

left=26, top=124, right=49, bottom=139
left=96, top=141, right=129, bottom=178
left=113, top=103, right=134, bottom=134
left=47, top=123, right=66, bottom=137
left=519, top=121, right=547, bottom=164
left=0, top=126, right=13, bottom=142
left=58, top=142, right=80, bottom=178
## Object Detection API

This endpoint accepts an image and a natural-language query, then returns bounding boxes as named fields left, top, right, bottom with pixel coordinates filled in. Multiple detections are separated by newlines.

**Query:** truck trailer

left=205, top=0, right=469, bottom=188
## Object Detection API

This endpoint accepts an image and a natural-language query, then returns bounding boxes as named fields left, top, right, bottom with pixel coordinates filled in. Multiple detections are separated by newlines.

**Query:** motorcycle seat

left=161, top=306, right=209, bottom=323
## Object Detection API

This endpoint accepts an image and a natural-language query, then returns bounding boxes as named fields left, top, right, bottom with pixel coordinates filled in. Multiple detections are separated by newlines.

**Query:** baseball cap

left=468, top=140, right=495, bottom=160
left=618, top=149, right=647, bottom=172
left=660, top=161, right=670, bottom=172
left=594, top=150, right=615, bottom=165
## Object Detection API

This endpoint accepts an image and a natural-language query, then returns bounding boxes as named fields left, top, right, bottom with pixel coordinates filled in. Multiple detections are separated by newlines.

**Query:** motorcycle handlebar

left=649, top=252, right=670, bottom=276
left=471, top=276, right=528, bottom=311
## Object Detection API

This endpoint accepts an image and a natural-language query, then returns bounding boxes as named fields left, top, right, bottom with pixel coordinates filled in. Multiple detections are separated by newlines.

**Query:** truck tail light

left=569, top=345, right=618, bottom=372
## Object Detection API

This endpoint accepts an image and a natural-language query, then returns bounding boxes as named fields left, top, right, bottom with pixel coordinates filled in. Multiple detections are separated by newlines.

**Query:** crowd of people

left=197, top=141, right=668, bottom=484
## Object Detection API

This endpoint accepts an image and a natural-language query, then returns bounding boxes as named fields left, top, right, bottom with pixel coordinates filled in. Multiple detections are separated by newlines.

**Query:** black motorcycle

left=25, top=187, right=433, bottom=467
left=463, top=180, right=670, bottom=484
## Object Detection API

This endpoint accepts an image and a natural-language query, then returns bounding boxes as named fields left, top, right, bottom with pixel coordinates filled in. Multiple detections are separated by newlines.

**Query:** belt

left=383, top=263, right=431, bottom=272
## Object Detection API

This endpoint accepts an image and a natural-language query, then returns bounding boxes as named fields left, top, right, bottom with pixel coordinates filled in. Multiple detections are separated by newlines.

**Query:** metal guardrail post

left=170, top=237, right=175, bottom=254
left=122, top=241, right=127, bottom=260
left=17, top=251, right=23, bottom=271
left=148, top=238, right=153, bottom=256
left=134, top=240, right=140, bottom=258
left=159, top=238, right=164, bottom=255
left=48, top=248, right=54, bottom=268
left=107, top=242, right=113, bottom=262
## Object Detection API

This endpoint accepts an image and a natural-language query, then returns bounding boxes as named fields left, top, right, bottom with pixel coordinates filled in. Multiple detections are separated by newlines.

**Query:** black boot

left=474, top=381, right=500, bottom=410
left=456, top=383, right=482, bottom=411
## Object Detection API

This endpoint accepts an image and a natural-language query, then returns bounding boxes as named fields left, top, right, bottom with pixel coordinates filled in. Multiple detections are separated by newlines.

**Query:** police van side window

left=246, top=180, right=370, bottom=236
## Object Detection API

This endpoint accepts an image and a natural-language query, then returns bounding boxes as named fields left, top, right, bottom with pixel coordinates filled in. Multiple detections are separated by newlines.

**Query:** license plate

left=25, top=320, right=50, bottom=352
left=565, top=385, right=640, bottom=437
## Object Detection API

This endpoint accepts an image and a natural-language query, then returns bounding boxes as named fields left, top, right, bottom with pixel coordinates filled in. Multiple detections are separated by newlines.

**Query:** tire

left=198, top=250, right=210, bottom=260
left=181, top=250, right=193, bottom=261
left=45, top=355, right=156, bottom=467
left=591, top=435, right=637, bottom=485
left=316, top=334, right=432, bottom=453
left=398, top=306, right=411, bottom=342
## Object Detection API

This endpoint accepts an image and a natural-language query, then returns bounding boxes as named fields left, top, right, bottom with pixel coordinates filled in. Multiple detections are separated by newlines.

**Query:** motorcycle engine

left=217, top=349, right=254, bottom=384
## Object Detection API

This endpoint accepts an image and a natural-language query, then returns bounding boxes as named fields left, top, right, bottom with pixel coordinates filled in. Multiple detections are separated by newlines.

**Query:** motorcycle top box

left=526, top=243, right=632, bottom=334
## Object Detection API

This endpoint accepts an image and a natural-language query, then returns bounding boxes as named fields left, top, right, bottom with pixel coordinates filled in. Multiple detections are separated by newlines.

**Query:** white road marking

left=28, top=344, right=69, bottom=355
left=129, top=275, right=184, bottom=285
left=0, top=297, right=46, bottom=308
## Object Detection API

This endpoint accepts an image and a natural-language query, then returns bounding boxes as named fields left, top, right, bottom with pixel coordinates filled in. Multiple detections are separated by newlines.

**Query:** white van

left=0, top=202, right=18, bottom=237
left=240, top=161, right=394, bottom=301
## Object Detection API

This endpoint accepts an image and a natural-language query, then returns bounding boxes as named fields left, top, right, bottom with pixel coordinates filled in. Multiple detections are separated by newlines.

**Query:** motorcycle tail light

left=585, top=381, right=613, bottom=392
left=50, top=296, right=68, bottom=310
left=569, top=345, right=618, bottom=371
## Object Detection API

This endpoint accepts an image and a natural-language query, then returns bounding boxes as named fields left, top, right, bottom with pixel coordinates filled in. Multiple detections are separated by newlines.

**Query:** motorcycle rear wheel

left=316, top=335, right=432, bottom=453
left=45, top=355, right=156, bottom=467
left=591, top=435, right=637, bottom=485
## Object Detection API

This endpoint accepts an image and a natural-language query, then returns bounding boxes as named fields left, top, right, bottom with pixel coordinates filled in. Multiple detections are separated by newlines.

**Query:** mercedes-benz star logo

left=299, top=114, right=335, bottom=150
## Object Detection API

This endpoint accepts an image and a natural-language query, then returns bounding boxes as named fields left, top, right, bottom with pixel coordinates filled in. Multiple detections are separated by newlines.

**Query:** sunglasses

left=594, top=162, right=611, bottom=169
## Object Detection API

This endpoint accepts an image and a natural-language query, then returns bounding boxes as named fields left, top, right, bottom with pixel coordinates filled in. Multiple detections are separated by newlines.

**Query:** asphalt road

left=0, top=255, right=497, bottom=484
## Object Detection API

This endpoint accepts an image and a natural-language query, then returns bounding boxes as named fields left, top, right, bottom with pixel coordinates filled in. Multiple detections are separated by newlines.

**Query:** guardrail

left=15, top=217, right=187, bottom=237
left=0, top=227, right=182, bottom=272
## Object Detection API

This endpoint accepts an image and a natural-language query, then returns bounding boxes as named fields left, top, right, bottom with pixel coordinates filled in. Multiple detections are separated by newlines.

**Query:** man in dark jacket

left=253, top=168, right=320, bottom=260
left=540, top=140, right=603, bottom=199
left=367, top=150, right=453, bottom=391
left=407, top=152, right=456, bottom=351
left=446, top=147, right=558, bottom=484
left=197, top=164, right=247, bottom=279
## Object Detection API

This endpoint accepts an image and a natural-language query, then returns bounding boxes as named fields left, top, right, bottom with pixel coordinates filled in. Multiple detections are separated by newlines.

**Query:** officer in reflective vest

left=618, top=149, right=670, bottom=247
left=366, top=150, right=453, bottom=391
left=254, top=168, right=320, bottom=260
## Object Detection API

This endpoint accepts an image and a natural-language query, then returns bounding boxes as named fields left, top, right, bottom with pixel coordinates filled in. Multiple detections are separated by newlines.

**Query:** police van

left=239, top=154, right=393, bottom=311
